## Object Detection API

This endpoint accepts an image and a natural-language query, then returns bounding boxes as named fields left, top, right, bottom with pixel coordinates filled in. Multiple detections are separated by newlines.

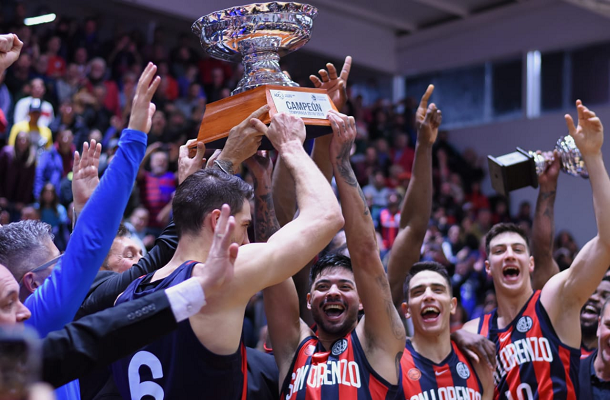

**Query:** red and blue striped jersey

left=477, top=291, right=580, bottom=400
left=401, top=340, right=483, bottom=400
left=580, top=344, right=595, bottom=359
left=280, top=330, right=403, bottom=400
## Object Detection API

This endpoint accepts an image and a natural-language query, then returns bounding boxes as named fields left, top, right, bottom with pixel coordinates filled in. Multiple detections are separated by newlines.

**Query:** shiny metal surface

left=527, top=135, right=589, bottom=179
left=192, top=2, right=317, bottom=94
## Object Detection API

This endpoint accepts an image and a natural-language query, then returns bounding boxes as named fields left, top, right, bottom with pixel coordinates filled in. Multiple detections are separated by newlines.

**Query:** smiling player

left=463, top=100, right=610, bottom=400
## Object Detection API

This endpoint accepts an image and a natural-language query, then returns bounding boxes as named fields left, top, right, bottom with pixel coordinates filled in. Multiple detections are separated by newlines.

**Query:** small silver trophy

left=192, top=2, right=317, bottom=95
left=488, top=135, right=589, bottom=196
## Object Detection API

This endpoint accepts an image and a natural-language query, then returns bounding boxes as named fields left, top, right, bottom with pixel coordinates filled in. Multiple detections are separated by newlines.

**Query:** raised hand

left=309, top=56, right=352, bottom=111
left=192, top=204, right=238, bottom=300
left=565, top=100, right=604, bottom=157
left=216, top=105, right=270, bottom=173
left=266, top=113, right=306, bottom=151
left=327, top=110, right=357, bottom=165
left=537, top=149, right=561, bottom=188
left=178, top=139, right=206, bottom=185
left=244, top=150, right=273, bottom=181
left=0, top=34, right=23, bottom=74
left=128, top=62, right=161, bottom=134
left=72, top=139, right=102, bottom=214
left=415, top=84, right=442, bottom=145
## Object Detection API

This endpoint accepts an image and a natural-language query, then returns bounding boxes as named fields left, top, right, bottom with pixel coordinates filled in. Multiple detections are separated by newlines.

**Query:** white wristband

left=165, top=277, right=206, bottom=322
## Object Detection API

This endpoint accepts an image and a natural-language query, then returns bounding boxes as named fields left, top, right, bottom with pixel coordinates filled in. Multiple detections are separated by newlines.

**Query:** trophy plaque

left=488, top=135, right=589, bottom=196
left=191, top=2, right=337, bottom=149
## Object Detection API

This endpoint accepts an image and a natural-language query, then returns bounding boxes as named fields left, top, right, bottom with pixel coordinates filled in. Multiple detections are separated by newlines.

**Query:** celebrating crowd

left=0, top=4, right=609, bottom=400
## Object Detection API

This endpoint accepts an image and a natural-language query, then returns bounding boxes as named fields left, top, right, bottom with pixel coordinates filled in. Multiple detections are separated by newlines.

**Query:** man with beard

left=264, top=107, right=405, bottom=399
left=579, top=297, right=610, bottom=398
left=463, top=100, right=610, bottom=400
left=581, top=276, right=610, bottom=358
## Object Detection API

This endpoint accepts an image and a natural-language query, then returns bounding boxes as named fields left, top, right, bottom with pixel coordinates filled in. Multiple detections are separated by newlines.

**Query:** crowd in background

left=0, top=4, right=582, bottom=345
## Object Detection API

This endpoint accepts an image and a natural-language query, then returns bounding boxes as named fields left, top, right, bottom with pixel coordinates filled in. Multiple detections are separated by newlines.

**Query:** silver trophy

left=192, top=2, right=317, bottom=95
left=488, top=135, right=589, bottom=196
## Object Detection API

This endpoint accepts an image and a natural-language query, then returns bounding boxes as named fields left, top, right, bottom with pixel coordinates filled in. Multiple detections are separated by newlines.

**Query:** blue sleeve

left=25, top=129, right=147, bottom=337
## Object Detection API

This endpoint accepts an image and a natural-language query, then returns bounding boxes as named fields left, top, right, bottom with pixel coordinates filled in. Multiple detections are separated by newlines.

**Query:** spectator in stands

left=45, top=36, right=66, bottom=79
left=9, top=99, right=53, bottom=151
left=34, top=129, right=75, bottom=200
left=204, top=66, right=227, bottom=103
left=38, top=182, right=70, bottom=251
left=363, top=169, right=391, bottom=219
left=175, top=81, right=205, bottom=119
left=13, top=78, right=55, bottom=127
left=56, top=63, right=84, bottom=104
left=0, top=69, right=11, bottom=124
left=391, top=133, right=415, bottom=175
left=0, top=130, right=36, bottom=221
left=85, top=57, right=120, bottom=116
left=137, top=145, right=176, bottom=235
left=378, top=191, right=401, bottom=250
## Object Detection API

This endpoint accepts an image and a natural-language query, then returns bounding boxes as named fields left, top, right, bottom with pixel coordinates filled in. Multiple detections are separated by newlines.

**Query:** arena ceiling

left=304, top=0, right=610, bottom=36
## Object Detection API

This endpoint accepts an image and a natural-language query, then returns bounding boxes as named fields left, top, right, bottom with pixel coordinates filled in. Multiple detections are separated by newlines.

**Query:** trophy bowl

left=488, top=135, right=589, bottom=196
left=192, top=2, right=317, bottom=94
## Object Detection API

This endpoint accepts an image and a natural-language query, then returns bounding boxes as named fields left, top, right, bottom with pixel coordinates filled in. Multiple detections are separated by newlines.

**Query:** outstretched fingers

left=340, top=56, right=352, bottom=82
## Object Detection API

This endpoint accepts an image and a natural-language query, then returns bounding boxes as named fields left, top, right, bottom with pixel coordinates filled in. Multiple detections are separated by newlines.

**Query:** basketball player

left=264, top=109, right=406, bottom=399
left=111, top=112, right=343, bottom=399
left=463, top=100, right=610, bottom=400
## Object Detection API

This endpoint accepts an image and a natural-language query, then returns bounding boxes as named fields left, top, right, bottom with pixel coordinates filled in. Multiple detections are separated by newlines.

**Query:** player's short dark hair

left=173, top=169, right=253, bottom=238
left=403, top=261, right=452, bottom=301
left=485, top=222, right=530, bottom=255
left=309, top=253, right=353, bottom=289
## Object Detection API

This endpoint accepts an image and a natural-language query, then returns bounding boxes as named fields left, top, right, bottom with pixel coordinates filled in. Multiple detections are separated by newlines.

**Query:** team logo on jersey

left=455, top=362, right=470, bottom=379
left=331, top=339, right=348, bottom=356
left=516, top=316, right=533, bottom=333
left=304, top=345, right=316, bottom=356
left=407, top=368, right=421, bottom=381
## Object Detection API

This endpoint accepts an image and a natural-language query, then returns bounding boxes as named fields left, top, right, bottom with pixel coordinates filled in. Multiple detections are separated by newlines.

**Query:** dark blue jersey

left=112, top=260, right=247, bottom=400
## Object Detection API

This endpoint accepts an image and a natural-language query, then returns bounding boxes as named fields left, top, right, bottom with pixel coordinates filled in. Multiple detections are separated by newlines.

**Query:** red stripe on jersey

left=581, top=345, right=595, bottom=359
left=433, top=363, right=454, bottom=388
left=240, top=343, right=248, bottom=400
left=559, top=346, right=576, bottom=399
left=400, top=349, right=423, bottom=396
left=479, top=314, right=491, bottom=337
left=368, top=378, right=390, bottom=399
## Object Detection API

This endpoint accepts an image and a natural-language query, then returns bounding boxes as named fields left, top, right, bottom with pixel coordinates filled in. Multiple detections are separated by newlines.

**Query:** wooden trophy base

left=192, top=85, right=338, bottom=150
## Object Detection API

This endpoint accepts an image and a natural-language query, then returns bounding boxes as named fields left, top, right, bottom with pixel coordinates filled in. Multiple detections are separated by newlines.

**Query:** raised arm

left=387, top=85, right=441, bottom=308
left=311, top=56, right=352, bottom=182
left=531, top=151, right=561, bottom=290
left=233, top=113, right=343, bottom=300
left=327, top=110, right=405, bottom=384
left=541, top=100, right=610, bottom=348
left=24, top=63, right=160, bottom=336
